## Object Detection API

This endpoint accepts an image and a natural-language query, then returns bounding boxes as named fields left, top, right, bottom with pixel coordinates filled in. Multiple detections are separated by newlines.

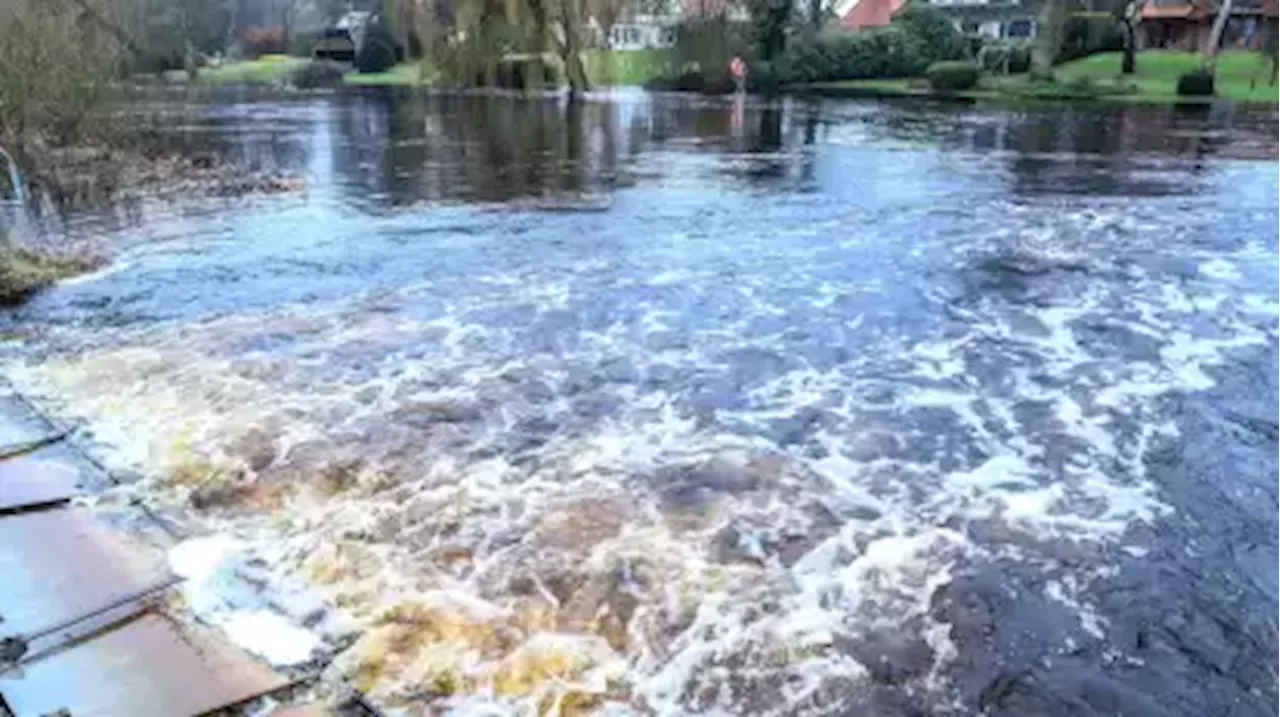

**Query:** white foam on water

left=1199, top=258, right=1240, bottom=280
left=169, top=534, right=324, bottom=667
left=5, top=219, right=1277, bottom=714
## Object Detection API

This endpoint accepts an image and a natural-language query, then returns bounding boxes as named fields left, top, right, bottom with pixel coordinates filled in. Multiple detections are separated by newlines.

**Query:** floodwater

left=2, top=89, right=1278, bottom=716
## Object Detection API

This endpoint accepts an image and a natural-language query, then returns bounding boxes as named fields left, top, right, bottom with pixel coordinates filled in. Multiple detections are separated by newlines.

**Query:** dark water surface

left=3, top=90, right=1278, bottom=715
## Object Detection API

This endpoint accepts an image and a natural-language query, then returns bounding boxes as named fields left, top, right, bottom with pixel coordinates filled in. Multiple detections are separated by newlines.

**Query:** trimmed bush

left=290, top=60, right=348, bottom=89
left=355, top=24, right=397, bottom=74
left=1176, top=69, right=1215, bottom=96
left=925, top=60, right=979, bottom=91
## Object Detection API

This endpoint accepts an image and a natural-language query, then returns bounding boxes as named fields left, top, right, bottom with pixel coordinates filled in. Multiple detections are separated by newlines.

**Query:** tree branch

left=66, top=0, right=143, bottom=56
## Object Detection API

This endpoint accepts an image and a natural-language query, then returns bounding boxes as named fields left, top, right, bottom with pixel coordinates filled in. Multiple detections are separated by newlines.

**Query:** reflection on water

left=3, top=91, right=1278, bottom=716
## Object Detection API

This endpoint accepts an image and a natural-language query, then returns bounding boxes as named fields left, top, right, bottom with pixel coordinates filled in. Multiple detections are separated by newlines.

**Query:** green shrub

left=356, top=23, right=397, bottom=74
left=1176, top=69, right=1215, bottom=96
left=748, top=60, right=782, bottom=93
left=925, top=60, right=979, bottom=91
left=645, top=67, right=735, bottom=93
left=892, top=4, right=967, bottom=66
left=655, top=1, right=965, bottom=91
left=776, top=27, right=914, bottom=83
left=1058, top=14, right=1124, bottom=63
left=289, top=60, right=348, bottom=89
left=775, top=7, right=964, bottom=86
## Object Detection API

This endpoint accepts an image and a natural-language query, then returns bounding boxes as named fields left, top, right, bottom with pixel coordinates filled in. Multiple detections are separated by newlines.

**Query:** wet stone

left=652, top=458, right=773, bottom=511
left=686, top=378, right=745, bottom=412
left=763, top=406, right=833, bottom=447
left=1074, top=320, right=1163, bottom=362
left=836, top=630, right=936, bottom=686
left=391, top=399, right=483, bottom=426
left=710, top=524, right=768, bottom=565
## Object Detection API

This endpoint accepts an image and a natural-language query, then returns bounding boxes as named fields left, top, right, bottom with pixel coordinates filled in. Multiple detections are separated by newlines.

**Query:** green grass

left=343, top=61, right=433, bottom=85
left=198, top=51, right=664, bottom=88
left=337, top=49, right=668, bottom=88
left=198, top=56, right=305, bottom=84
left=799, top=51, right=1278, bottom=104
left=198, top=57, right=430, bottom=86
left=585, top=49, right=669, bottom=86
left=0, top=244, right=104, bottom=305
left=804, top=78, right=918, bottom=95
left=1049, top=50, right=1277, bottom=102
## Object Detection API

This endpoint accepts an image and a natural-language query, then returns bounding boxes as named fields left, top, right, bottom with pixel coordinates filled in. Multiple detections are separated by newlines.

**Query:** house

left=608, top=20, right=677, bottom=50
left=681, top=0, right=750, bottom=21
left=836, top=0, right=1037, bottom=37
left=313, top=28, right=356, bottom=63
left=1139, top=0, right=1279, bottom=51
left=312, top=11, right=376, bottom=64
left=604, top=11, right=678, bottom=49
left=922, top=0, right=1039, bottom=37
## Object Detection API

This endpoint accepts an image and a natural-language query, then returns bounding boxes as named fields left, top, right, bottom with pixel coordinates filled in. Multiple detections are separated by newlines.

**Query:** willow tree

left=402, top=0, right=590, bottom=90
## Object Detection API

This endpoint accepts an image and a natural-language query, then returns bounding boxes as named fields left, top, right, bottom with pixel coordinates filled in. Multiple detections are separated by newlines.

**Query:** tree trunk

left=1030, top=0, right=1066, bottom=80
left=1206, top=0, right=1235, bottom=57
left=558, top=0, right=590, bottom=92
left=1121, top=17, right=1136, bottom=73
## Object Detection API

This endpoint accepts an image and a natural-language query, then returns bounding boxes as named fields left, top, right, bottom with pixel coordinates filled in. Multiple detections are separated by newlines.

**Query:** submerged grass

left=198, top=51, right=666, bottom=88
left=0, top=241, right=104, bottom=304
left=342, top=61, right=435, bottom=86
left=585, top=49, right=668, bottom=86
left=198, top=56, right=307, bottom=84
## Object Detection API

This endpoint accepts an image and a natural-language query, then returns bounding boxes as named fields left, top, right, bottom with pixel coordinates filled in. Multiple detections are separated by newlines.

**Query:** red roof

left=840, top=0, right=905, bottom=29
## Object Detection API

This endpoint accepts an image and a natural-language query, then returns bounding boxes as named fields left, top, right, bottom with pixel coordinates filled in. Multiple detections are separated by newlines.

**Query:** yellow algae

left=490, top=633, right=625, bottom=714
left=345, top=596, right=510, bottom=695
left=167, top=456, right=223, bottom=486
left=306, top=541, right=381, bottom=585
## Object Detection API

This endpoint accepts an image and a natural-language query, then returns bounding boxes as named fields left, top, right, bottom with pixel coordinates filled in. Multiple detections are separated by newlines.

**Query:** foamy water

left=3, top=95, right=1277, bottom=715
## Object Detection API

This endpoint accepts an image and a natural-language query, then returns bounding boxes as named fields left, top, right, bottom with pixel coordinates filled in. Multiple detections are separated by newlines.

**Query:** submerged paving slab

left=0, top=507, right=168, bottom=632
left=0, top=613, right=289, bottom=717
left=0, top=443, right=95, bottom=514
left=0, top=393, right=57, bottom=451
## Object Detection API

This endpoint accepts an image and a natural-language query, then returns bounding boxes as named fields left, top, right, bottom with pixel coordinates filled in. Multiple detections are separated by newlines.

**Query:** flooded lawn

left=2, top=90, right=1277, bottom=715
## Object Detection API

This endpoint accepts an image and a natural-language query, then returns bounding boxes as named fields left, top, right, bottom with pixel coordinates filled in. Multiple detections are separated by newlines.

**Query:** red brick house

left=1140, top=0, right=1279, bottom=51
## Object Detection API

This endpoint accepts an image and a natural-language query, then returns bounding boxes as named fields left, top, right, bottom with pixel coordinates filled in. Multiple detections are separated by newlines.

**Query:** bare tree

left=1205, top=0, right=1235, bottom=58
left=0, top=0, right=130, bottom=142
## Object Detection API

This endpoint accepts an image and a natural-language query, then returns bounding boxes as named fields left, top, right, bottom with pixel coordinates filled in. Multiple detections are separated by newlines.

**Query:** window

left=1005, top=19, right=1034, bottom=37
